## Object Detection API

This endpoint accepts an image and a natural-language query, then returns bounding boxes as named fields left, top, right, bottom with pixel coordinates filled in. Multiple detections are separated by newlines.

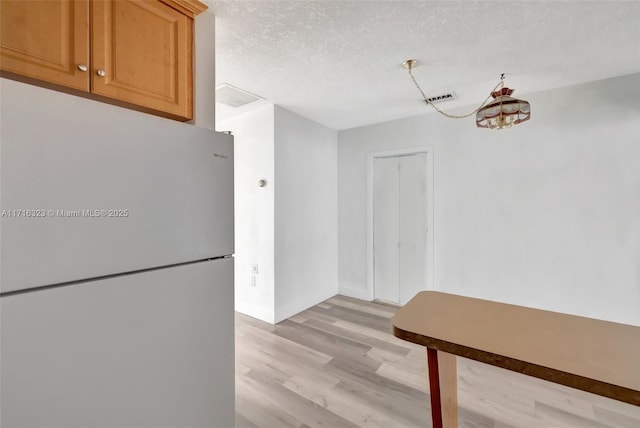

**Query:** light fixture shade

left=476, top=88, right=530, bottom=129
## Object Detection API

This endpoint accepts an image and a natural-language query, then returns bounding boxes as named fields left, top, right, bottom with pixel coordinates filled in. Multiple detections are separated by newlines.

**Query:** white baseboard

left=274, top=288, right=338, bottom=324
left=235, top=301, right=275, bottom=324
left=338, top=286, right=371, bottom=301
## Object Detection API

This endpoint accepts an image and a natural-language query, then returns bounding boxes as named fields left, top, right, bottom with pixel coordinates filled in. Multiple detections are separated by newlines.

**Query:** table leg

left=427, top=348, right=458, bottom=428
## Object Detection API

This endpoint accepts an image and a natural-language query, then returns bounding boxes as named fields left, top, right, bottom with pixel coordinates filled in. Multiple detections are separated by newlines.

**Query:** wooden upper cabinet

left=0, top=0, right=90, bottom=91
left=0, top=0, right=207, bottom=121
left=92, top=0, right=193, bottom=119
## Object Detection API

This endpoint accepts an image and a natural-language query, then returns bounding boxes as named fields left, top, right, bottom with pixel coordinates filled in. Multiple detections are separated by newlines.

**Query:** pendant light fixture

left=475, top=87, right=530, bottom=129
left=402, top=59, right=531, bottom=129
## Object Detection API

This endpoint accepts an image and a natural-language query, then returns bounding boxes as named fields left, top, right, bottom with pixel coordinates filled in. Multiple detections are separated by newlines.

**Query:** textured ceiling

left=209, top=0, right=640, bottom=130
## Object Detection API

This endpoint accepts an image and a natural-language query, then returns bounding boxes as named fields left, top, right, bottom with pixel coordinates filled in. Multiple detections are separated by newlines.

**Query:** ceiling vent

left=215, top=84, right=263, bottom=108
left=425, top=92, right=457, bottom=104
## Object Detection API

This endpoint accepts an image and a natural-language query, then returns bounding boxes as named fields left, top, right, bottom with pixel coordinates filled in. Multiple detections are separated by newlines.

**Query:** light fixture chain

left=408, top=68, right=503, bottom=119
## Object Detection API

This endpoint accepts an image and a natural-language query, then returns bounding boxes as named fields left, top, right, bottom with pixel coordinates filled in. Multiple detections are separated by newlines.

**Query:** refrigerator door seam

left=0, top=256, right=231, bottom=298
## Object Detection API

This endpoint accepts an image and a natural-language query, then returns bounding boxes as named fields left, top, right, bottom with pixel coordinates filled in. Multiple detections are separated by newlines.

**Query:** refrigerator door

left=0, top=80, right=234, bottom=293
left=0, top=258, right=234, bottom=428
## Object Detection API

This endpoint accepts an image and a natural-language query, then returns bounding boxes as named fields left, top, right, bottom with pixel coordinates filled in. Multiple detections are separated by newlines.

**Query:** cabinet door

left=0, top=0, right=90, bottom=91
left=91, top=0, right=193, bottom=120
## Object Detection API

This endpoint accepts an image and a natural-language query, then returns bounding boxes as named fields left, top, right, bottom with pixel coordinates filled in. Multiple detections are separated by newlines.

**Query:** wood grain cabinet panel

left=0, top=0, right=206, bottom=121
left=92, top=0, right=193, bottom=120
left=0, top=0, right=90, bottom=91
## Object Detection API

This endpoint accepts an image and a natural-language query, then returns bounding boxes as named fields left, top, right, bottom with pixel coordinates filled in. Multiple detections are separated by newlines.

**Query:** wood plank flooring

left=235, top=295, right=640, bottom=427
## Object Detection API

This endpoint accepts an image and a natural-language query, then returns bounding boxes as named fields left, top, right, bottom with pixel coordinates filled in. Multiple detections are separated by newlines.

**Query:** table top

left=391, top=291, right=640, bottom=406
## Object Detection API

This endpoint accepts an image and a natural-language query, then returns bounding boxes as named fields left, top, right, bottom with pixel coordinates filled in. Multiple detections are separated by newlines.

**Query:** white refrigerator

left=0, top=80, right=235, bottom=427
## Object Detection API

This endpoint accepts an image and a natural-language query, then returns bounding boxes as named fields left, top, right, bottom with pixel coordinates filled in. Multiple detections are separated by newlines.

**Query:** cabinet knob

left=77, top=64, right=88, bottom=72
left=96, top=69, right=106, bottom=77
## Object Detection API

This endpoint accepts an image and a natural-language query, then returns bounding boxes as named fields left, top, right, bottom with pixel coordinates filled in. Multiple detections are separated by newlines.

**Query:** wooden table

left=391, top=291, right=640, bottom=428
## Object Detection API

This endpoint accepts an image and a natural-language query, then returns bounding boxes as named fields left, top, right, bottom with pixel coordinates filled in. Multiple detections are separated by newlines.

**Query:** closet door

left=373, top=156, right=401, bottom=304
left=373, top=153, right=429, bottom=305
left=398, top=153, right=429, bottom=305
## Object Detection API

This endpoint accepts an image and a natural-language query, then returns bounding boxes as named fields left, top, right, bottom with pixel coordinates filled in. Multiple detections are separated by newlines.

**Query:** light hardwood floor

left=235, top=295, right=639, bottom=427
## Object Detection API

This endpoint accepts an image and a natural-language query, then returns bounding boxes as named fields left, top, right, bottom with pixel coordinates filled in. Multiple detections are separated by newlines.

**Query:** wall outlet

left=250, top=264, right=259, bottom=275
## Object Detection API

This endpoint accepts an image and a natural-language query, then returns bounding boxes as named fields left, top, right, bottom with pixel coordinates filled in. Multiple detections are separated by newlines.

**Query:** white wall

left=338, top=73, right=640, bottom=326
left=219, top=105, right=276, bottom=323
left=193, top=11, right=216, bottom=130
left=274, top=106, right=338, bottom=322
left=219, top=105, right=338, bottom=324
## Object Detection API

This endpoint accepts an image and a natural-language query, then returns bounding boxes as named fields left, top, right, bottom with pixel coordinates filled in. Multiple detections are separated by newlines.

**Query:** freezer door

left=0, top=80, right=234, bottom=293
left=0, top=258, right=234, bottom=428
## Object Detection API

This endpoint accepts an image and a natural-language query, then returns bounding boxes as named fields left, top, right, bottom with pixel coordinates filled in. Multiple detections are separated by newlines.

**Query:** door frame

left=366, top=146, right=435, bottom=301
